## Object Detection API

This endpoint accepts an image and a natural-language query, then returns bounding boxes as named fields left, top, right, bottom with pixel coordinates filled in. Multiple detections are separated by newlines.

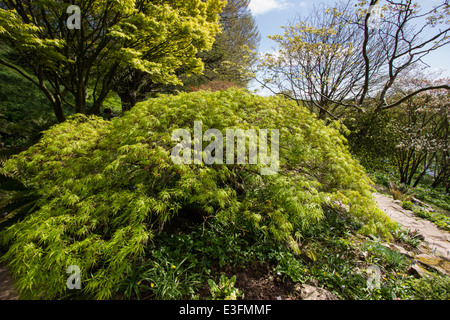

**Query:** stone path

left=0, top=265, right=18, bottom=300
left=374, top=193, right=450, bottom=259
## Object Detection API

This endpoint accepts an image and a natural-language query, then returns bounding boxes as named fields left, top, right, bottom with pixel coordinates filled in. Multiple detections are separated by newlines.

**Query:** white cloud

left=248, top=0, right=290, bottom=16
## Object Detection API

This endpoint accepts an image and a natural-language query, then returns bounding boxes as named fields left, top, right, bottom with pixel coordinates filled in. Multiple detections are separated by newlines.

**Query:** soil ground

left=195, top=261, right=299, bottom=300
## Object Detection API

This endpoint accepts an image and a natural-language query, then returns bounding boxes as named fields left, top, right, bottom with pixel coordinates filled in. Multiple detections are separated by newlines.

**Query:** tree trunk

left=52, top=98, right=66, bottom=123
left=41, top=86, right=65, bottom=123
left=118, top=90, right=138, bottom=112
left=413, top=157, right=433, bottom=188
left=88, top=92, right=109, bottom=116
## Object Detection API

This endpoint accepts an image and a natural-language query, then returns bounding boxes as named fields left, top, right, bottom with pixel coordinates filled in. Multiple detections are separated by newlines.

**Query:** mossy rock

left=416, top=254, right=450, bottom=275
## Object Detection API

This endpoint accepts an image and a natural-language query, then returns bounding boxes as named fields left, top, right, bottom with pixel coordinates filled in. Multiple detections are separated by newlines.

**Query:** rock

left=368, top=234, right=378, bottom=241
left=415, top=254, right=450, bottom=275
left=390, top=244, right=414, bottom=258
left=374, top=193, right=450, bottom=259
left=306, top=278, right=319, bottom=287
left=359, top=251, right=368, bottom=260
left=295, top=284, right=339, bottom=300
left=332, top=200, right=350, bottom=213
left=407, top=263, right=431, bottom=279
left=411, top=197, right=434, bottom=212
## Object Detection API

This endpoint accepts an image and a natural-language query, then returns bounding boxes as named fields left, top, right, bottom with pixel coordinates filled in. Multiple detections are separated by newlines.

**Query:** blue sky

left=248, top=0, right=450, bottom=79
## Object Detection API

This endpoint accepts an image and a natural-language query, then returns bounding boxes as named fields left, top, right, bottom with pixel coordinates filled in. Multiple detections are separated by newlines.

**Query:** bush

left=0, top=89, right=396, bottom=299
left=400, top=200, right=414, bottom=211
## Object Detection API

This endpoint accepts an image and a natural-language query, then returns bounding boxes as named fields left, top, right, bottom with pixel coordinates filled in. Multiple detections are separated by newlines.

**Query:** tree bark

left=118, top=90, right=138, bottom=112
left=52, top=96, right=66, bottom=123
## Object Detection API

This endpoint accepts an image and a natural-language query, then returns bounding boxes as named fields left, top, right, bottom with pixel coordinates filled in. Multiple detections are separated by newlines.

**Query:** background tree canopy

left=257, top=0, right=450, bottom=120
left=0, top=0, right=225, bottom=121
left=113, top=0, right=261, bottom=110
left=256, top=0, right=449, bottom=191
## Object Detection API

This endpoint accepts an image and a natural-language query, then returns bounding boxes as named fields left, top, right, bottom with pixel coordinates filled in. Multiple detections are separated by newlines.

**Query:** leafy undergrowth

left=61, top=208, right=449, bottom=301
left=413, top=185, right=450, bottom=213
left=1, top=89, right=397, bottom=299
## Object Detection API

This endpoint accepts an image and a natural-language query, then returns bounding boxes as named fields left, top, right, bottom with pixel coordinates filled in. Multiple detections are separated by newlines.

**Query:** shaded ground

left=0, top=265, right=18, bottom=300
left=196, top=261, right=299, bottom=300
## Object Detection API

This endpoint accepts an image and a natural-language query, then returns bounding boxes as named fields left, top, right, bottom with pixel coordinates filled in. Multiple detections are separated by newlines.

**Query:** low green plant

left=361, top=240, right=407, bottom=270
left=413, top=185, right=450, bottom=212
left=389, top=180, right=403, bottom=200
left=408, top=274, right=450, bottom=300
left=400, top=200, right=414, bottom=211
left=362, top=273, right=415, bottom=300
left=306, top=236, right=415, bottom=300
left=207, top=274, right=243, bottom=300
left=388, top=180, right=415, bottom=201
left=116, top=263, right=145, bottom=300
left=269, top=249, right=307, bottom=283
left=394, top=228, right=423, bottom=248
left=370, top=171, right=392, bottom=188
left=412, top=207, right=450, bottom=232
left=116, top=256, right=201, bottom=300
left=140, top=257, right=201, bottom=300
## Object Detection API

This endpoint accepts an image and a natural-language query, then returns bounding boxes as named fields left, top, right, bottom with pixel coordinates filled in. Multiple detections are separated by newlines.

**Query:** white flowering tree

left=390, top=76, right=449, bottom=189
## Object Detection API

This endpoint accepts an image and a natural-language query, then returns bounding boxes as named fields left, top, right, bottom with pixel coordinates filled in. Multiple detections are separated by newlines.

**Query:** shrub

left=400, top=200, right=414, bottom=211
left=0, top=89, right=396, bottom=299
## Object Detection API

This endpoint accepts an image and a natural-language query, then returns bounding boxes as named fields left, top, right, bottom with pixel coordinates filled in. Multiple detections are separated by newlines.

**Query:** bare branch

left=381, top=84, right=450, bottom=110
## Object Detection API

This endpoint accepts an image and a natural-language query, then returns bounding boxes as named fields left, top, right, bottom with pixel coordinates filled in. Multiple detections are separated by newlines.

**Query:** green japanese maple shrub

left=0, top=89, right=396, bottom=299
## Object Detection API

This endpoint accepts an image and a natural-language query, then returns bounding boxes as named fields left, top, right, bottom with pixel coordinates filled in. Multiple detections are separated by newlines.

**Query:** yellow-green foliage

left=0, top=89, right=396, bottom=299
